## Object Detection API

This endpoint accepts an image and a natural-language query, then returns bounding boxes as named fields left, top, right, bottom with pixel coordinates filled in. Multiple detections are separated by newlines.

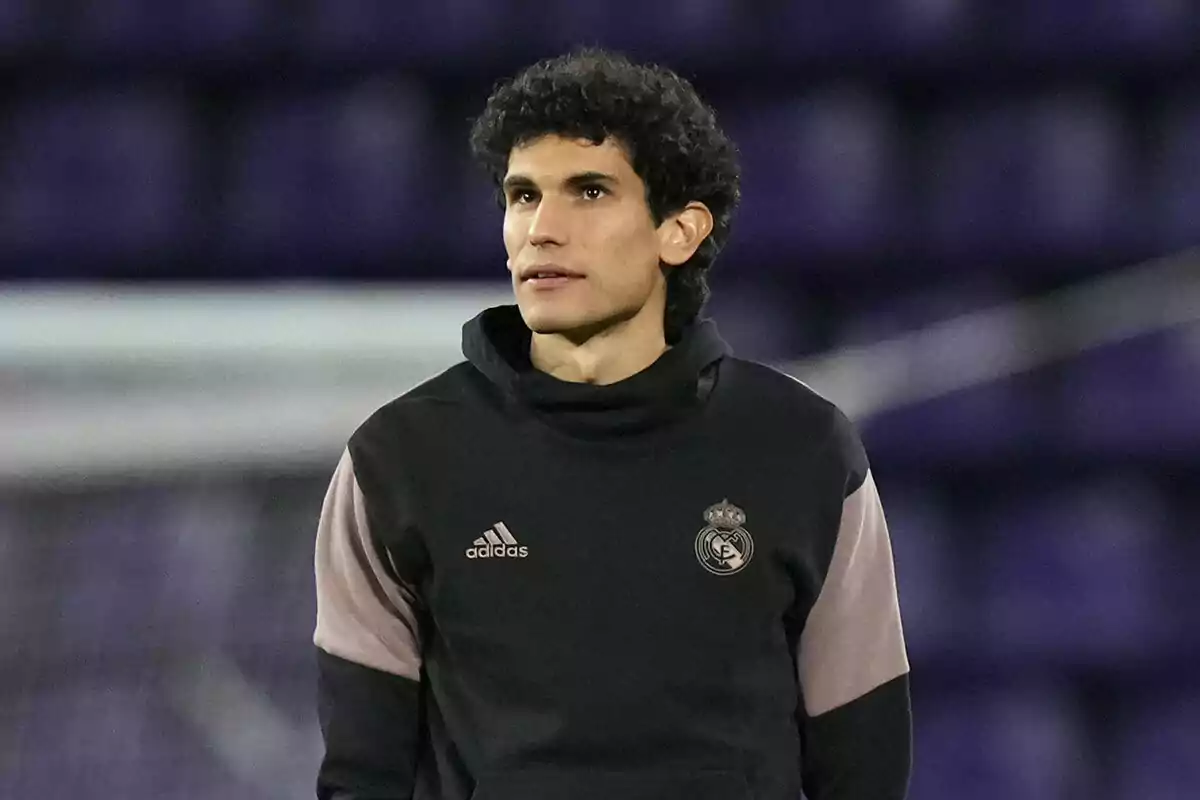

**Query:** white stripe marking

left=494, top=522, right=518, bottom=545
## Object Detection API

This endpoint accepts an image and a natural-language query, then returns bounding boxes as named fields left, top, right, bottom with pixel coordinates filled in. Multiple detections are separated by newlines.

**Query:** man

left=314, top=48, right=911, bottom=800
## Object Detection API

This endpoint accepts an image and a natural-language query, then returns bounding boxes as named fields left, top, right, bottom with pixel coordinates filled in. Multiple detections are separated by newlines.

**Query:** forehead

left=505, top=134, right=636, bottom=182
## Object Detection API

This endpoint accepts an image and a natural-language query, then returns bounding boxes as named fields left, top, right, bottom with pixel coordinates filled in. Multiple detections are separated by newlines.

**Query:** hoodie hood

left=462, top=305, right=729, bottom=438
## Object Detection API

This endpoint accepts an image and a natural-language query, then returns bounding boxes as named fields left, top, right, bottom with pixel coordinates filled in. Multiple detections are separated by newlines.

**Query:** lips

left=519, top=264, right=584, bottom=290
left=520, top=264, right=583, bottom=282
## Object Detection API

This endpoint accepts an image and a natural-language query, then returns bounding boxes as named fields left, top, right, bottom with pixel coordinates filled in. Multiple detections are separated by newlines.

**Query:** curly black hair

left=469, top=47, right=741, bottom=342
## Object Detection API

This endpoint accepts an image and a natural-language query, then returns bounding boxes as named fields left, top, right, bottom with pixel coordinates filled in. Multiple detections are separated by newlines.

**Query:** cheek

left=502, top=212, right=524, bottom=256
left=613, top=228, right=666, bottom=290
left=600, top=216, right=660, bottom=269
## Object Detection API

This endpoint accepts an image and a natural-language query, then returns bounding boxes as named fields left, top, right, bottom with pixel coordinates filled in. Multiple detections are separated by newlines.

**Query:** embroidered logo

left=695, top=499, right=754, bottom=575
left=465, top=522, right=528, bottom=559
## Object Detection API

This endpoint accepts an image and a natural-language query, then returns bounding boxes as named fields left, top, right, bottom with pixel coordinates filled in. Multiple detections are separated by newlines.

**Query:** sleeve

left=313, top=446, right=425, bottom=800
left=797, top=441, right=912, bottom=799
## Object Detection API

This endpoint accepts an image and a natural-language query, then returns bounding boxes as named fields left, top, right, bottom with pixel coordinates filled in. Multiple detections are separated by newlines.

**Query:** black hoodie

left=313, top=306, right=911, bottom=800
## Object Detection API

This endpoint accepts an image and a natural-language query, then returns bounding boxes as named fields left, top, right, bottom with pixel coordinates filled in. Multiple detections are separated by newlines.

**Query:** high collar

left=462, top=305, right=729, bottom=439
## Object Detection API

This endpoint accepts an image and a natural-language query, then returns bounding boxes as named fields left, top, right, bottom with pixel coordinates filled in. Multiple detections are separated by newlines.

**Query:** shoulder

left=720, top=356, right=846, bottom=429
left=720, top=356, right=869, bottom=483
left=348, top=360, right=482, bottom=458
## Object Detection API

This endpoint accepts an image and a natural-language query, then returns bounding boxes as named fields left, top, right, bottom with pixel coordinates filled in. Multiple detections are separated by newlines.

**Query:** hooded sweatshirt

left=313, top=305, right=911, bottom=800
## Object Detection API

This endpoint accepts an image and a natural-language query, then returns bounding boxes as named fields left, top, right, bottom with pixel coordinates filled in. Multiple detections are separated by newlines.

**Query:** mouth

left=520, top=265, right=584, bottom=289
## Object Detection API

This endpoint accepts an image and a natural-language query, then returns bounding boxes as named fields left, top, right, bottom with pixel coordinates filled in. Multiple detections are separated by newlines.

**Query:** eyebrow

left=501, top=171, right=620, bottom=193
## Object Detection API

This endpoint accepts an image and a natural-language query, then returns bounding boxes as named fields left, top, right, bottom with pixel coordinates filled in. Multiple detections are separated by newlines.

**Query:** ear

left=658, top=202, right=714, bottom=267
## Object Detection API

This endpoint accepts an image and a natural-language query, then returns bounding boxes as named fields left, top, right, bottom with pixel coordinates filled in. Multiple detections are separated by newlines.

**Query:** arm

left=798, top=468, right=912, bottom=800
left=314, top=447, right=425, bottom=800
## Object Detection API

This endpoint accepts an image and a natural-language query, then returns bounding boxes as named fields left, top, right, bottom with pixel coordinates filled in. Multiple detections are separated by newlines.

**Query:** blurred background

left=1, top=1, right=1198, bottom=798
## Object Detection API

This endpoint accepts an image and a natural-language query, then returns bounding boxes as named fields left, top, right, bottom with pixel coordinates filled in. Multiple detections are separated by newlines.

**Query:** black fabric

left=317, top=305, right=910, bottom=799
left=469, top=768, right=751, bottom=800
left=461, top=304, right=729, bottom=438
left=316, top=649, right=424, bottom=800
left=800, top=674, right=913, bottom=800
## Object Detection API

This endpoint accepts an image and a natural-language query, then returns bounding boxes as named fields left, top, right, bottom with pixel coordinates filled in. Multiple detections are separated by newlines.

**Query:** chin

left=520, top=307, right=585, bottom=335
left=518, top=301, right=609, bottom=337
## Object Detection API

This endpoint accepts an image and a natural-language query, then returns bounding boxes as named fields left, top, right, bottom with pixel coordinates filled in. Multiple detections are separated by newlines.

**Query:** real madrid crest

left=695, top=499, right=754, bottom=575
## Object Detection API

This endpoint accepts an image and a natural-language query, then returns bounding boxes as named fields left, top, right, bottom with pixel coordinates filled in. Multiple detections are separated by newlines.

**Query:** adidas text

left=465, top=544, right=529, bottom=559
left=466, top=523, right=528, bottom=559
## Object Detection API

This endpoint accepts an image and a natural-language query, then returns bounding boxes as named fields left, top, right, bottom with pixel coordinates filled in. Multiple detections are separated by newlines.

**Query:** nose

left=526, top=195, right=568, bottom=248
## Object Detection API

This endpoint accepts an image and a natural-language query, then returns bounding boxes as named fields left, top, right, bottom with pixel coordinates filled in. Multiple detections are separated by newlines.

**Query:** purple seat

left=863, top=380, right=1044, bottom=466
left=5, top=685, right=158, bottom=798
left=227, top=531, right=317, bottom=651
left=1007, top=0, right=1197, bottom=58
left=834, top=278, right=1017, bottom=343
left=535, top=0, right=748, bottom=62
left=62, top=0, right=271, bottom=59
left=979, top=481, right=1173, bottom=666
left=156, top=487, right=259, bottom=650
left=53, top=498, right=169, bottom=660
left=874, top=486, right=963, bottom=661
left=1116, top=692, right=1200, bottom=800
left=221, top=85, right=435, bottom=264
left=3, top=682, right=260, bottom=799
left=0, top=506, right=29, bottom=641
left=299, top=0, right=510, bottom=63
left=221, top=483, right=322, bottom=650
left=703, top=285, right=808, bottom=361
left=450, top=153, right=507, bottom=274
left=765, top=0, right=974, bottom=60
left=1162, top=507, right=1200, bottom=654
left=0, top=0, right=39, bottom=52
left=1057, top=332, right=1200, bottom=456
left=1158, top=99, right=1200, bottom=249
left=910, top=686, right=1096, bottom=800
left=927, top=94, right=1134, bottom=257
left=0, top=504, right=64, bottom=669
left=0, top=92, right=193, bottom=262
left=843, top=283, right=1048, bottom=460
left=726, top=90, right=898, bottom=260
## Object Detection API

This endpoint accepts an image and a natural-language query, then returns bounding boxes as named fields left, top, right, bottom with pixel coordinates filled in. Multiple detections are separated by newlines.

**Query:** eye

left=581, top=184, right=607, bottom=200
left=508, top=189, right=537, bottom=206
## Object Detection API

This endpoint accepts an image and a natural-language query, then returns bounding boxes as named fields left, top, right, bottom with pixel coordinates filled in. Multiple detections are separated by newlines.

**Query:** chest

left=398, top=425, right=843, bottom=654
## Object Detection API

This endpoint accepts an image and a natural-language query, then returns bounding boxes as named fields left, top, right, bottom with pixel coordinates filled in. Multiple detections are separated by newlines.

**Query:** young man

left=314, top=49, right=911, bottom=800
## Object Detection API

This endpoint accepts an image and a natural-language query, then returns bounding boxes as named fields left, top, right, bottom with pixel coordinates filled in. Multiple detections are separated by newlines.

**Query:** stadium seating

left=219, top=84, right=435, bottom=268
left=845, top=282, right=1050, bottom=461
left=62, top=0, right=271, bottom=59
left=52, top=495, right=170, bottom=660
left=298, top=0, right=510, bottom=64
left=1, top=3, right=1196, bottom=795
left=1007, top=0, right=1197, bottom=58
left=1159, top=98, right=1200, bottom=249
left=1115, top=691, right=1200, bottom=800
left=536, top=0, right=749, bottom=63
left=908, top=685, right=1096, bottom=800
left=450, top=152, right=508, bottom=273
left=0, top=92, right=193, bottom=268
left=978, top=481, right=1173, bottom=667
left=874, top=486, right=962, bottom=662
left=1057, top=332, right=1200, bottom=456
left=4, top=684, right=162, bottom=797
left=926, top=93, right=1133, bottom=258
left=725, top=88, right=899, bottom=260
left=701, top=284, right=809, bottom=361
left=763, top=0, right=975, bottom=61
left=0, top=0, right=37, bottom=53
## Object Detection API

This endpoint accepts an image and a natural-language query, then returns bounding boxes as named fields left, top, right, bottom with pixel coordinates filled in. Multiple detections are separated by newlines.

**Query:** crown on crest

left=704, top=499, right=746, bottom=529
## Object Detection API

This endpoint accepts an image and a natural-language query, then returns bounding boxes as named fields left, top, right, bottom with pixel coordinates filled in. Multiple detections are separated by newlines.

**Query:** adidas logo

left=465, top=522, right=528, bottom=559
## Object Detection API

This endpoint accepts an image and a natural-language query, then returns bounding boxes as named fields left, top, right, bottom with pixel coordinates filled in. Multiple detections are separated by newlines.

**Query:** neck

left=529, top=301, right=669, bottom=386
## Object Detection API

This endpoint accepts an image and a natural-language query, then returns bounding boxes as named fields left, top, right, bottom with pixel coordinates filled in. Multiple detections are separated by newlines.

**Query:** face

left=501, top=135, right=673, bottom=339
